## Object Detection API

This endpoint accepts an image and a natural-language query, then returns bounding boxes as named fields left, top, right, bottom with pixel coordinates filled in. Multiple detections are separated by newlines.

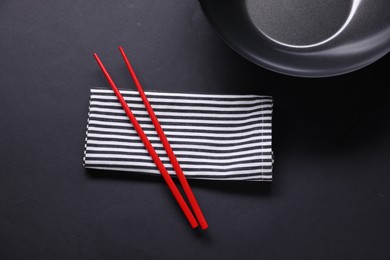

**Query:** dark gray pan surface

left=199, top=0, right=390, bottom=77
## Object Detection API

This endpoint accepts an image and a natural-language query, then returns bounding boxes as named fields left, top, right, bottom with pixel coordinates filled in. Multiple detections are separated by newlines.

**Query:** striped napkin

left=84, top=89, right=273, bottom=181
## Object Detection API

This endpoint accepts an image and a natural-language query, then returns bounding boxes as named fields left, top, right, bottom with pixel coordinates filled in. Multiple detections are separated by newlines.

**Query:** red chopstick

left=93, top=53, right=199, bottom=229
left=118, top=47, right=208, bottom=230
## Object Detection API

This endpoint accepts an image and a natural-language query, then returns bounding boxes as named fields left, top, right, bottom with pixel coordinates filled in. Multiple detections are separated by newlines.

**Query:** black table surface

left=1, top=1, right=389, bottom=259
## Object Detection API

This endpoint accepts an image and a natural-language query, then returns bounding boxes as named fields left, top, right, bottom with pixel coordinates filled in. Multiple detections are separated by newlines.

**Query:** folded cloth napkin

left=84, top=88, right=273, bottom=181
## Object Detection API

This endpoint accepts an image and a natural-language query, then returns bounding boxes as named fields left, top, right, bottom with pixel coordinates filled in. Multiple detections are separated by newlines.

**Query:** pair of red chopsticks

left=93, top=47, right=208, bottom=230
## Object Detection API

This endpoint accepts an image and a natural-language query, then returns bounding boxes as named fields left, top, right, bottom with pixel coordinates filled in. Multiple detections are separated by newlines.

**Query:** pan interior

left=246, top=0, right=354, bottom=48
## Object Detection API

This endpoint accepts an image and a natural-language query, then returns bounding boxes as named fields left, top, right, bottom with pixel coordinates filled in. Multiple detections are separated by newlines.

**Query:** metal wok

left=199, top=0, right=390, bottom=77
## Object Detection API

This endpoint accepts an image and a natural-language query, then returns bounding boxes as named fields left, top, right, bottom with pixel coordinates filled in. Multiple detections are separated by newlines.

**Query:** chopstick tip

left=201, top=224, right=209, bottom=230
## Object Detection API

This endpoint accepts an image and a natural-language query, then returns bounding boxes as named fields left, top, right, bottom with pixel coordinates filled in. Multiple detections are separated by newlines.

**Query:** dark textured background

left=0, top=1, right=389, bottom=259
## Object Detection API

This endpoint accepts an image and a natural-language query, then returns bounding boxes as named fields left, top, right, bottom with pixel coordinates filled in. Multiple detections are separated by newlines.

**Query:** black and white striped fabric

left=84, top=89, right=273, bottom=181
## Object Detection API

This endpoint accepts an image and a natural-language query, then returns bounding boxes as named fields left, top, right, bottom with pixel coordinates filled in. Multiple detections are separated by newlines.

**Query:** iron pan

left=198, top=0, right=390, bottom=77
